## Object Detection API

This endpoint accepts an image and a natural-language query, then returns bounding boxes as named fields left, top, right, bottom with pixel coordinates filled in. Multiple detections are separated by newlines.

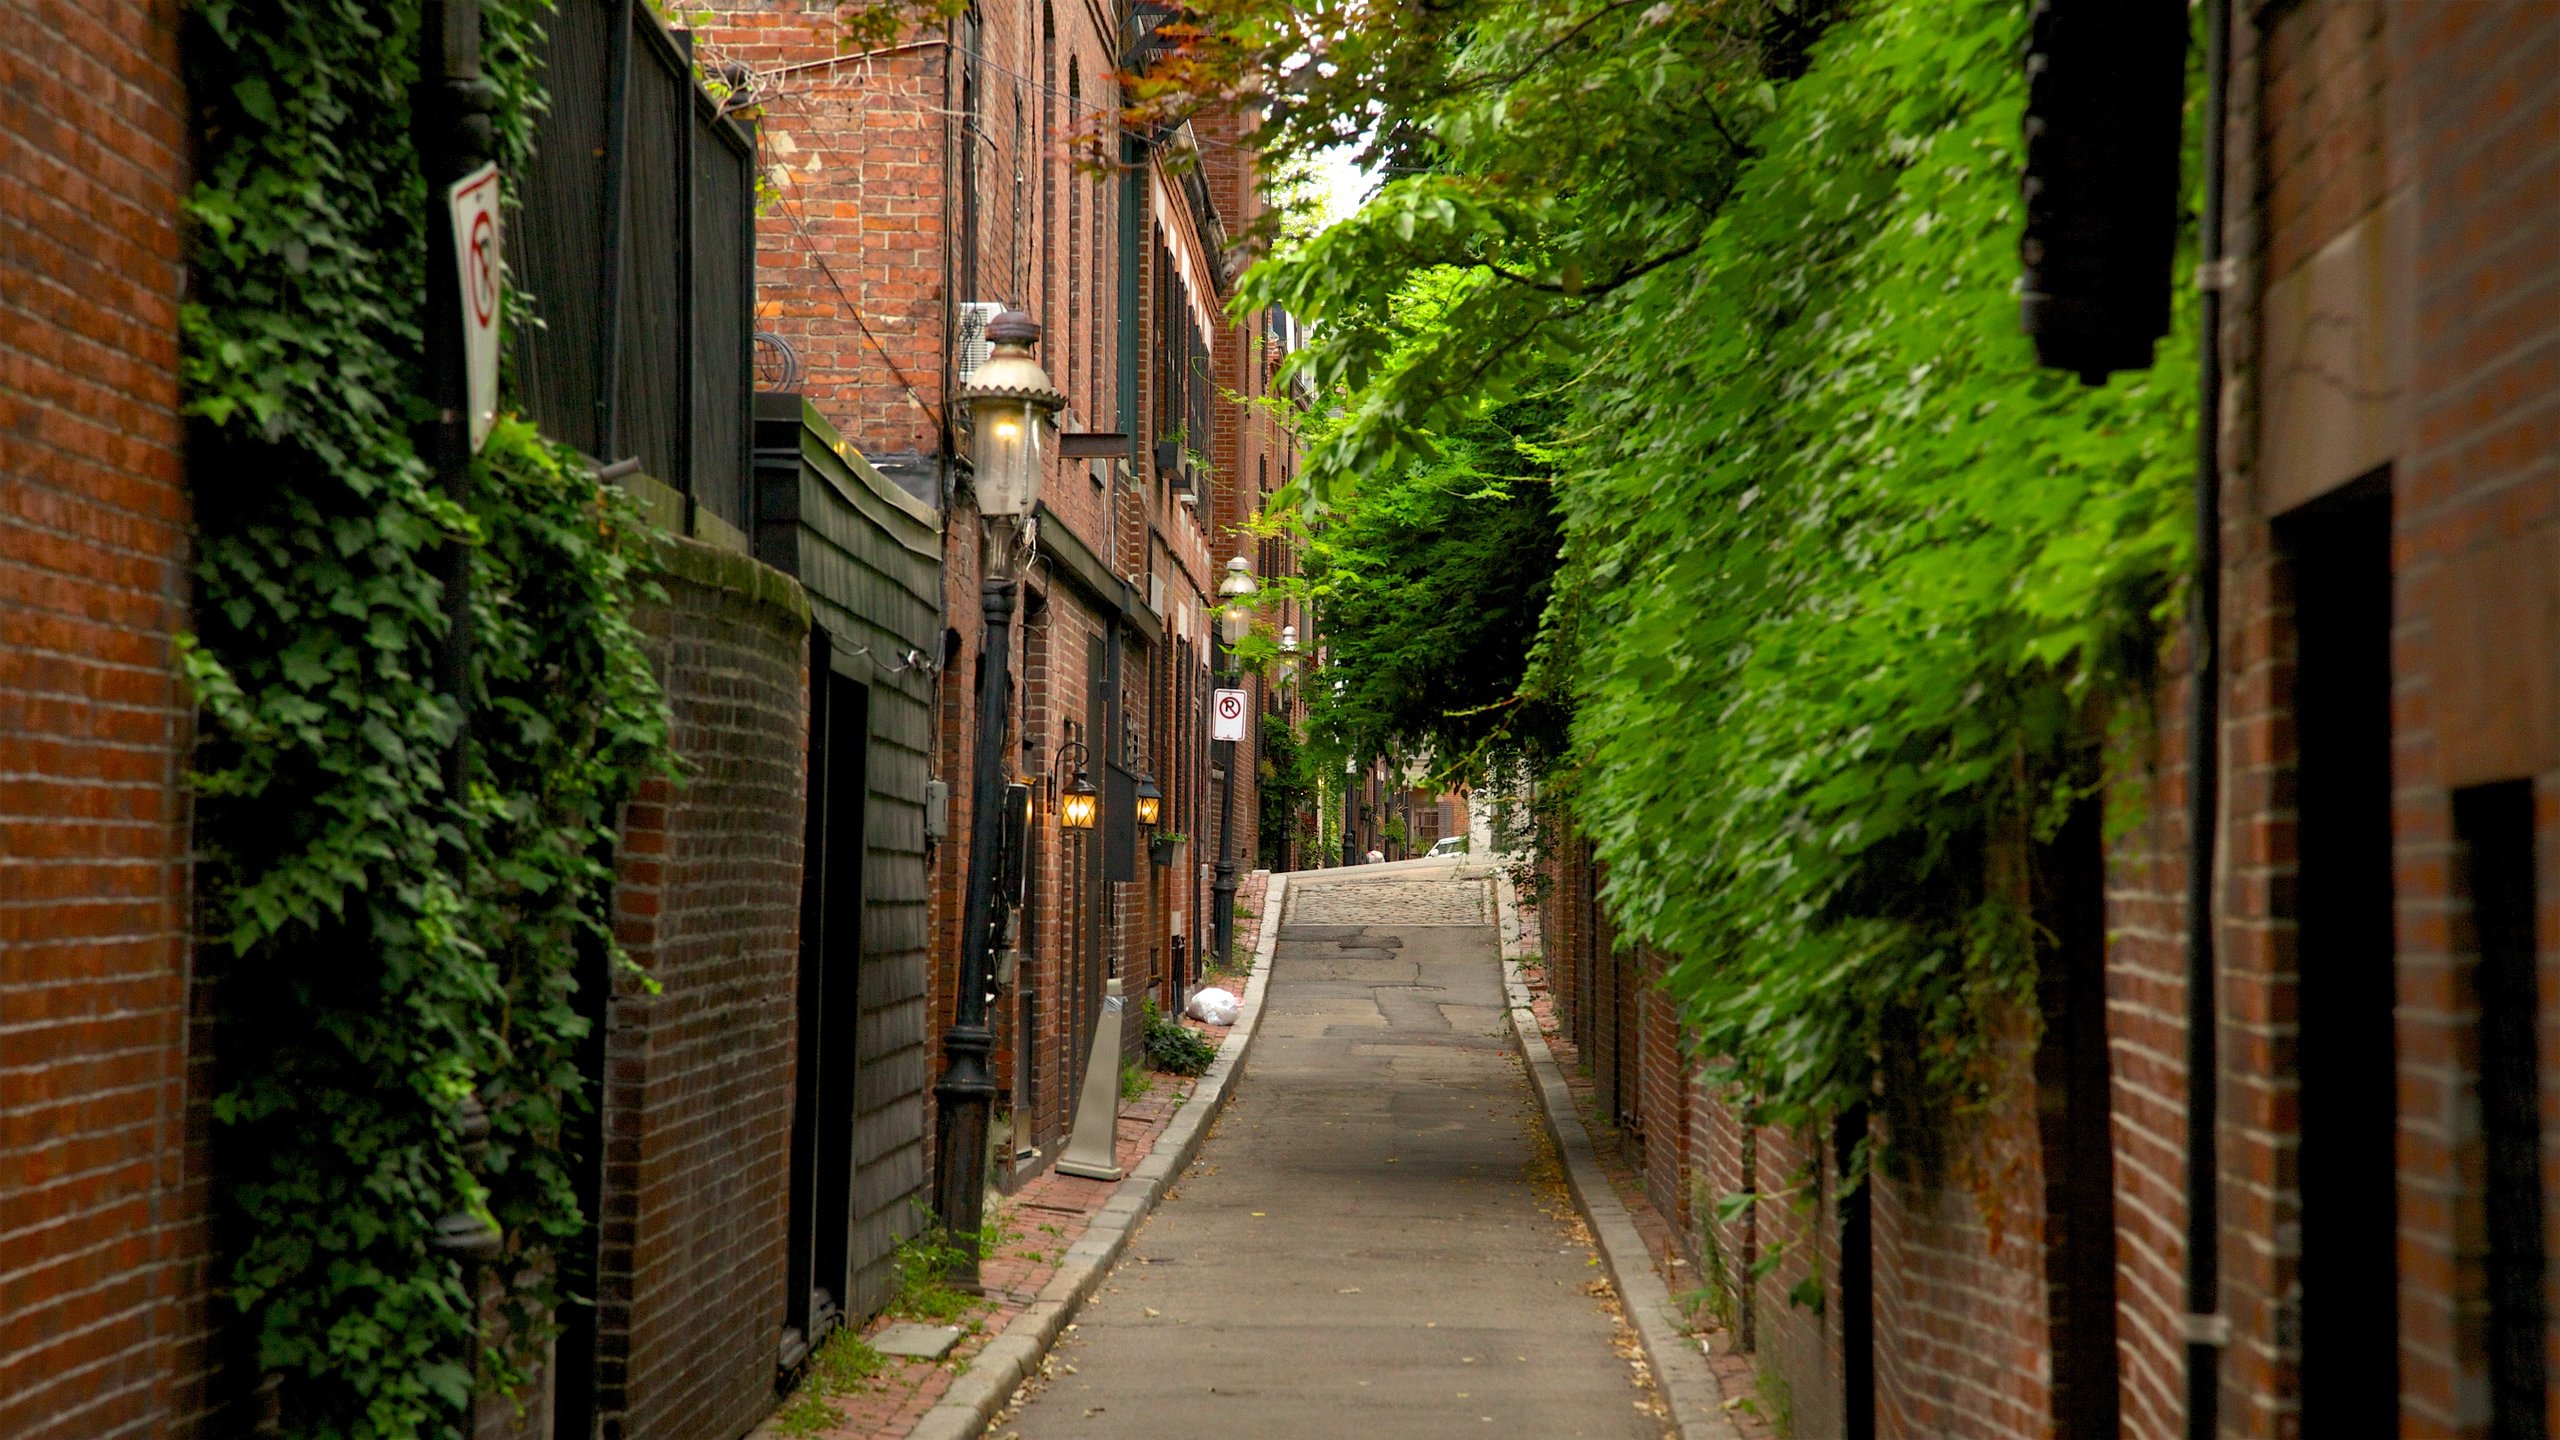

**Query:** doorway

left=2036, top=797, right=2120, bottom=1439
left=784, top=643, right=869, bottom=1359
left=2456, top=780, right=2546, bottom=1440
left=2280, top=474, right=2396, bottom=1429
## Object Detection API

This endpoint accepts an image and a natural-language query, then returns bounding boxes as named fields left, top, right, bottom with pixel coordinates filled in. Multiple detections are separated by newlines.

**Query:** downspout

left=1121, top=127, right=1145, bottom=573
left=2184, top=0, right=2232, bottom=1434
left=939, top=11, right=962, bottom=508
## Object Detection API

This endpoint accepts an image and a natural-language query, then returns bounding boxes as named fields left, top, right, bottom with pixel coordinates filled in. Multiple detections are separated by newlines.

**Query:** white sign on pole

left=1212, top=688, right=1248, bottom=742
left=447, top=162, right=504, bottom=452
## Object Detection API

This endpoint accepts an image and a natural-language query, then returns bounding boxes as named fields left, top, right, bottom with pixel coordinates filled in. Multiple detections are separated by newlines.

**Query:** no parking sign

left=446, top=162, right=503, bottom=452
left=1212, top=688, right=1247, bottom=742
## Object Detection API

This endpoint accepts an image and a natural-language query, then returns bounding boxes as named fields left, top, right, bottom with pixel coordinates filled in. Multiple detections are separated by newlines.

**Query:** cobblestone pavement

left=1284, top=864, right=1491, bottom=927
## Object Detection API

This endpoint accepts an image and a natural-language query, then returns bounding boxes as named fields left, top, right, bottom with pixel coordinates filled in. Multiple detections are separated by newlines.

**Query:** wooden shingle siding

left=757, top=395, right=944, bottom=1320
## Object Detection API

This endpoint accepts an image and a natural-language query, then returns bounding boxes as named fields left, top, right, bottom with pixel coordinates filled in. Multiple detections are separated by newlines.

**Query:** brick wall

left=1009, top=588, right=1103, bottom=1158
left=0, top=3, right=210, bottom=1436
left=1638, top=945, right=1687, bottom=1230
left=1542, top=824, right=2073, bottom=1440
left=599, top=538, right=811, bottom=1440
left=708, top=7, right=950, bottom=464
left=2104, top=674, right=2199, bottom=1440
left=1870, top=1024, right=2055, bottom=1440
left=2101, top=6, right=2560, bottom=1437
left=2378, top=6, right=2559, bottom=1434
left=1751, top=1120, right=1846, bottom=1439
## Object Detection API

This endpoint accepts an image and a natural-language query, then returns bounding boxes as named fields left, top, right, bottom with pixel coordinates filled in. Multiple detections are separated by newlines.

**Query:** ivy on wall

left=1236, top=0, right=2198, bottom=1169
left=1555, top=1, right=2196, bottom=1145
left=182, top=2, right=667, bottom=1434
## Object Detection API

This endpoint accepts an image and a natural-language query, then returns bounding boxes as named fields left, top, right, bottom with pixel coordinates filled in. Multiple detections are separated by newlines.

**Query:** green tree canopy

left=1229, top=0, right=2200, bottom=1149
left=1292, top=376, right=1568, bottom=785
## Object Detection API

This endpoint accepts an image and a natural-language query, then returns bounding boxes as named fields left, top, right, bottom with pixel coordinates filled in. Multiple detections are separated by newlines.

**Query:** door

left=785, top=643, right=868, bottom=1360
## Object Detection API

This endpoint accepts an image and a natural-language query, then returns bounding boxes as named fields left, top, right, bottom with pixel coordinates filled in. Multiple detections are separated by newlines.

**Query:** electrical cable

left=760, top=144, right=945, bottom=429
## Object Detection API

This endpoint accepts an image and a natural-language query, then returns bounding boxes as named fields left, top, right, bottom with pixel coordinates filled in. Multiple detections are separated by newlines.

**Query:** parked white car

left=1426, top=835, right=1469, bottom=858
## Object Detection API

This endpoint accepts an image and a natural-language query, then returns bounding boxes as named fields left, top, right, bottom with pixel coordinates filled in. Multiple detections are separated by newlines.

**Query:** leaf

left=233, top=75, right=279, bottom=126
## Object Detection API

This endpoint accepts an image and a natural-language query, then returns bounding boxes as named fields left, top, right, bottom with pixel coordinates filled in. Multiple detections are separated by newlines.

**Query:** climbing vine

left=1234, top=0, right=2200, bottom=1164
left=1554, top=0, right=2197, bottom=1146
left=182, top=2, right=667, bottom=1434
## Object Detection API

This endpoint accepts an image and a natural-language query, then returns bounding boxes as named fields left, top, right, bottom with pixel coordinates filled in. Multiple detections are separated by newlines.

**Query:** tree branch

left=1479, top=235, right=1706, bottom=299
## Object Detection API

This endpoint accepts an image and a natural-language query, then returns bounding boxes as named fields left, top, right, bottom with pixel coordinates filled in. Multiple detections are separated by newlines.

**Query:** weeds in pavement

left=1120, top=1060, right=1154, bottom=1101
left=772, top=1327, right=886, bottom=1435
left=1142, top=1001, right=1218, bottom=1076
left=890, top=1222, right=987, bottom=1323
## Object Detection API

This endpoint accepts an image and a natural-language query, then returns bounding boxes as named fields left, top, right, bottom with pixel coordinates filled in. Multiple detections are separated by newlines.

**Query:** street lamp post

left=1275, top=626, right=1298, bottom=873
left=934, top=311, right=1063, bottom=1283
left=1211, top=556, right=1257, bottom=967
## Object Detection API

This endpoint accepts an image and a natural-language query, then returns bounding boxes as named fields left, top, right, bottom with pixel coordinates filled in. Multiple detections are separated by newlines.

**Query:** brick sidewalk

left=772, top=1060, right=1214, bottom=1438
left=1520, top=958, right=1778, bottom=1440
left=772, top=873, right=1270, bottom=1439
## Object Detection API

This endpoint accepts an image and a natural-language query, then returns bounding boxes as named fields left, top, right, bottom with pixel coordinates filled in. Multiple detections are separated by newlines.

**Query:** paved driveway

left=998, top=864, right=1664, bottom=1439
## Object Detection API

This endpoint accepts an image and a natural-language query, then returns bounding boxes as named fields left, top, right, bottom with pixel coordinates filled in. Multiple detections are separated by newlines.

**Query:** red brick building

left=701, top=1, right=1301, bottom=1184
left=0, top=4, right=843, bottom=1437
left=0, top=5, right=213, bottom=1436
left=1536, top=4, right=2560, bottom=1438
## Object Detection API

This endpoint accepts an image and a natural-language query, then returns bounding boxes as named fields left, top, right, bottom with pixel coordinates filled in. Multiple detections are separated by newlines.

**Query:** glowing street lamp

left=934, top=309, right=1065, bottom=1284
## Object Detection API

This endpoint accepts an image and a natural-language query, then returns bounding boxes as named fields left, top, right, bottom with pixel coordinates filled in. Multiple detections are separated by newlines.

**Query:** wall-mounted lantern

left=1057, top=739, right=1098, bottom=831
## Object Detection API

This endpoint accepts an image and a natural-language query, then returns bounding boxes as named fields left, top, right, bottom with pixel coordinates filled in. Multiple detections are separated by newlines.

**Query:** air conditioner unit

left=955, top=302, right=1005, bottom=384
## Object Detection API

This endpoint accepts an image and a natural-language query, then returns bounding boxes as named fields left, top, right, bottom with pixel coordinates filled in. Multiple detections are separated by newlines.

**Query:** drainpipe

left=2183, top=0, right=2233, bottom=1434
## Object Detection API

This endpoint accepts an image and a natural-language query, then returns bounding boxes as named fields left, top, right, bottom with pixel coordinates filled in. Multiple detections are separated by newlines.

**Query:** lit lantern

left=1060, top=765, right=1098, bottom=830
left=1218, top=556, right=1258, bottom=650
left=960, top=310, right=1067, bottom=516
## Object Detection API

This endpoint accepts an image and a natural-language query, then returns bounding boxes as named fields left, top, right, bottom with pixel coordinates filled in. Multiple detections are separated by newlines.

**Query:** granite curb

left=903, top=873, right=1289, bottom=1440
left=1491, top=868, right=1740, bottom=1440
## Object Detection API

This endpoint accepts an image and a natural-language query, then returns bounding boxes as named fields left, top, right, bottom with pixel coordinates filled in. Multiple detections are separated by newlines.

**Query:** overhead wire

left=733, top=32, right=1268, bottom=163
left=713, top=21, right=1277, bottom=431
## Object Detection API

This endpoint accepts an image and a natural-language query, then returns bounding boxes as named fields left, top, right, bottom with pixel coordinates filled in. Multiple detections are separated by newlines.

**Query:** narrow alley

left=997, top=863, right=1665, bottom=1439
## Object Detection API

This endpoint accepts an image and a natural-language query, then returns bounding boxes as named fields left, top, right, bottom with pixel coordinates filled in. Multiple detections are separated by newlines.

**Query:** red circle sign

left=1217, top=693, right=1243, bottom=720
left=466, top=211, right=498, bottom=327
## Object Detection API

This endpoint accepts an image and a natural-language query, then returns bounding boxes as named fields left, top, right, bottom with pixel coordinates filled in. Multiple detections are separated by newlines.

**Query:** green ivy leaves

left=183, top=4, right=669, bottom=1435
left=1242, top=0, right=2198, bottom=1160
left=1561, top=0, right=2195, bottom=1135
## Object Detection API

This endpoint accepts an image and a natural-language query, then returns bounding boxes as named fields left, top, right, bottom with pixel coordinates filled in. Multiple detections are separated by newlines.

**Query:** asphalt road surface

left=995, top=862, right=1663, bottom=1440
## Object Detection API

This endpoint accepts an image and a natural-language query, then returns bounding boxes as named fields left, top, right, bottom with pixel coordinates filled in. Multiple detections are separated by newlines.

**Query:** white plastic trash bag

left=1185, top=987, right=1240, bottom=1026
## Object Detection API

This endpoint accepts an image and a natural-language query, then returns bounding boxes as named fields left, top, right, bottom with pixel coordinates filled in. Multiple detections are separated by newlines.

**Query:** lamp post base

left=931, top=1028, right=998, bottom=1282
